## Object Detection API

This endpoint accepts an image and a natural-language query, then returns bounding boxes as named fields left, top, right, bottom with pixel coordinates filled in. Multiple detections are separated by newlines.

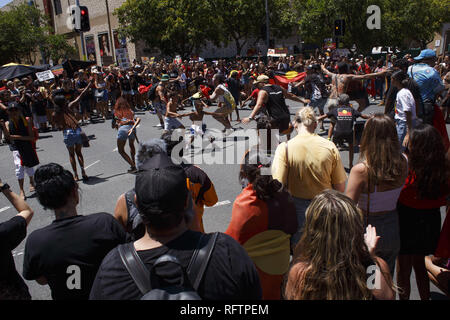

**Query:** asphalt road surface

left=0, top=98, right=448, bottom=300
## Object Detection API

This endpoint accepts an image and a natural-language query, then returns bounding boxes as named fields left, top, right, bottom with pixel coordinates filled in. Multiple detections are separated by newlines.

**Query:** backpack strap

left=118, top=243, right=151, bottom=295
left=187, top=232, right=219, bottom=290
left=124, top=189, right=135, bottom=224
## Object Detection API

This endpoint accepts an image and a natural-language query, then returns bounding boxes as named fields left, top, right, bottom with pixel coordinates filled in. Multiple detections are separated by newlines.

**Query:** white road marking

left=0, top=206, right=11, bottom=213
left=85, top=160, right=100, bottom=170
left=210, top=200, right=231, bottom=208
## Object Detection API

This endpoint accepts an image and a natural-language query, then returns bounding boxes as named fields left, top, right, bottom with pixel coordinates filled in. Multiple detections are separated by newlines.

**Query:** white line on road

left=0, top=206, right=11, bottom=213
left=85, top=160, right=100, bottom=170
left=210, top=200, right=231, bottom=208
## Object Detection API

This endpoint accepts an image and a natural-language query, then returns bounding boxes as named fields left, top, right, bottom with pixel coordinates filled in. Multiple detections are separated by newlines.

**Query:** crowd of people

left=0, top=48, right=449, bottom=300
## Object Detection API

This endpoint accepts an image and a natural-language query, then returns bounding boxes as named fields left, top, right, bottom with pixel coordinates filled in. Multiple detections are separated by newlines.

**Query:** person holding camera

left=0, top=178, right=34, bottom=300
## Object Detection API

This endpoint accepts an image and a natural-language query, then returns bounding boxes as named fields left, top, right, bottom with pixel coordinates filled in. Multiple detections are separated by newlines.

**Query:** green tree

left=115, top=0, right=221, bottom=57
left=0, top=3, right=77, bottom=65
left=292, top=0, right=449, bottom=53
left=41, top=34, right=78, bottom=65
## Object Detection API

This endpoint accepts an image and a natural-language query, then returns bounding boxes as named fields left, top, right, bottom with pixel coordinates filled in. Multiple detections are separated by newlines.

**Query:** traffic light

left=80, top=6, right=90, bottom=32
left=334, top=19, right=345, bottom=37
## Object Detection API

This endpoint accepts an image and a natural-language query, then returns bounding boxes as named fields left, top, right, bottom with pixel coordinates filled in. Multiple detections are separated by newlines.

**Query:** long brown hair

left=284, top=190, right=373, bottom=300
left=408, top=124, right=449, bottom=199
left=114, top=96, right=132, bottom=112
left=359, top=114, right=406, bottom=185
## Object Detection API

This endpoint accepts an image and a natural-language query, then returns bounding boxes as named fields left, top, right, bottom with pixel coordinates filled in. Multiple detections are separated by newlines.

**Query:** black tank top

left=261, top=85, right=290, bottom=121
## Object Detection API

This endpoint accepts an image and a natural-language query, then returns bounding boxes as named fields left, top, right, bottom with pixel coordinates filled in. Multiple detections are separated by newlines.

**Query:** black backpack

left=148, top=82, right=159, bottom=101
left=118, top=232, right=219, bottom=300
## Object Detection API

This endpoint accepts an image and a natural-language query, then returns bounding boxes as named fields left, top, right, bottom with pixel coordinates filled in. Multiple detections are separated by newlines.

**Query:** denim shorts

left=122, top=90, right=134, bottom=96
left=310, top=97, right=327, bottom=113
left=117, top=124, right=136, bottom=141
left=63, top=127, right=82, bottom=147
left=290, top=197, right=312, bottom=248
left=395, top=118, right=416, bottom=151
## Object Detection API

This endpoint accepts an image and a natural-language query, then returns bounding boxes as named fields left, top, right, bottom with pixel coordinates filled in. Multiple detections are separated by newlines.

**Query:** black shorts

left=333, top=132, right=353, bottom=144
left=397, top=202, right=441, bottom=255
left=269, top=117, right=291, bottom=134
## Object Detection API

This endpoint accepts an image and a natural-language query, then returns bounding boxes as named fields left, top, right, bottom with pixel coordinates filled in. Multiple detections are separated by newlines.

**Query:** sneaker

left=154, top=123, right=162, bottom=128
left=127, top=167, right=138, bottom=174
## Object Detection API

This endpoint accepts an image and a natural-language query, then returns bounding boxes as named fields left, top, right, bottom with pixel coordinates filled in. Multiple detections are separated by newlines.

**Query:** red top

left=432, top=106, right=450, bottom=151
left=250, top=88, right=260, bottom=99
left=398, top=171, right=449, bottom=209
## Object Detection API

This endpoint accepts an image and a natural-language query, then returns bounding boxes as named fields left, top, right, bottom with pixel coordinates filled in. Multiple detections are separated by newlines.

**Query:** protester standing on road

left=242, top=75, right=310, bottom=137
left=113, top=96, right=140, bottom=173
left=90, top=164, right=262, bottom=300
left=226, top=150, right=297, bottom=299
left=23, top=163, right=126, bottom=300
left=1, top=102, right=39, bottom=200
left=271, top=107, right=347, bottom=246
left=346, top=114, right=408, bottom=276
left=52, top=80, right=93, bottom=182
left=0, top=178, right=33, bottom=300
left=390, top=70, right=417, bottom=151
left=396, top=124, right=449, bottom=300
left=152, top=74, right=169, bottom=129
left=284, top=190, right=395, bottom=300
left=408, top=49, right=445, bottom=125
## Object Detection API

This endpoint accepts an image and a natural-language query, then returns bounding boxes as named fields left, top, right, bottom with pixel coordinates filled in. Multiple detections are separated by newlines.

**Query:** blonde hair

left=295, top=107, right=317, bottom=127
left=284, top=190, right=374, bottom=300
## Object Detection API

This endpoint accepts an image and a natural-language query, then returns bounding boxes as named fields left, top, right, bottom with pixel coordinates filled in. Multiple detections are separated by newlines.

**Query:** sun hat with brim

left=414, top=49, right=436, bottom=61
left=254, top=75, right=270, bottom=84
left=160, top=74, right=170, bottom=82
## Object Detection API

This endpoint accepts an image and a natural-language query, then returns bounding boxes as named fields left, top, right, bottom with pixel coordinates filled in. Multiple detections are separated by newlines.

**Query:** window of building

left=53, top=0, right=62, bottom=15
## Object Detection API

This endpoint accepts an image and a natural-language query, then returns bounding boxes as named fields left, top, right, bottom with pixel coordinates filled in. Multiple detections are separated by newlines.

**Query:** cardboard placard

left=36, top=70, right=55, bottom=81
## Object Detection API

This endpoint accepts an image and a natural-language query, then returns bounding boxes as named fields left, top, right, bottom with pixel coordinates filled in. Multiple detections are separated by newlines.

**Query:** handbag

left=80, top=131, right=90, bottom=148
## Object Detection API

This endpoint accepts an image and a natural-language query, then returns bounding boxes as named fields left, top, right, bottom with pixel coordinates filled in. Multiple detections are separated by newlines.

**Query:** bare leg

left=397, top=254, right=413, bottom=300
left=412, top=255, right=430, bottom=300
left=117, top=139, right=135, bottom=168
left=74, top=144, right=87, bottom=179
left=18, top=178, right=25, bottom=200
left=129, top=138, right=136, bottom=168
left=67, top=145, right=78, bottom=180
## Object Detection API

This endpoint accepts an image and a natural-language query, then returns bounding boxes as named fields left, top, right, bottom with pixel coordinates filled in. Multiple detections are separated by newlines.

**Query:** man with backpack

left=94, top=149, right=261, bottom=300
left=408, top=49, right=446, bottom=125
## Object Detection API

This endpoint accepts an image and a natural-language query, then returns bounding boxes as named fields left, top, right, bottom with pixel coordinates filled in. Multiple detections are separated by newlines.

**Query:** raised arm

left=68, top=79, right=93, bottom=109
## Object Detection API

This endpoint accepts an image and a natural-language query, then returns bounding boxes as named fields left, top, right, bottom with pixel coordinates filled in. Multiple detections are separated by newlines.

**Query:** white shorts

left=13, top=150, right=35, bottom=180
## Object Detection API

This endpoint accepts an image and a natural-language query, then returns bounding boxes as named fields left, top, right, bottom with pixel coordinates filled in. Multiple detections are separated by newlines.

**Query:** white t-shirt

left=395, top=88, right=416, bottom=122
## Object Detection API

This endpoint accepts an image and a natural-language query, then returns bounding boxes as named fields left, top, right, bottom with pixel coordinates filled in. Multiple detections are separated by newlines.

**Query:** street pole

left=105, top=0, right=116, bottom=64
left=264, top=0, right=270, bottom=49
left=75, top=0, right=86, bottom=61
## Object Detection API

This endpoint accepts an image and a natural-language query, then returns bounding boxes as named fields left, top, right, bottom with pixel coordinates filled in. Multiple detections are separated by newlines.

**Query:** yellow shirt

left=271, top=132, right=347, bottom=199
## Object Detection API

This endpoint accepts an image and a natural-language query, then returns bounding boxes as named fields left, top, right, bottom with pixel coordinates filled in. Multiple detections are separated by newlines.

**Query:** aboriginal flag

left=270, top=71, right=306, bottom=89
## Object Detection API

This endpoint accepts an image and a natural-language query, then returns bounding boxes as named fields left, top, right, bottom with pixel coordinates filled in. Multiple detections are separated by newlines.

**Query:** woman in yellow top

left=271, top=107, right=347, bottom=246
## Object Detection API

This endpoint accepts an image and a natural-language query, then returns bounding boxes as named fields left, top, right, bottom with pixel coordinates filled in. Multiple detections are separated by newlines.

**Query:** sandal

left=127, top=167, right=137, bottom=174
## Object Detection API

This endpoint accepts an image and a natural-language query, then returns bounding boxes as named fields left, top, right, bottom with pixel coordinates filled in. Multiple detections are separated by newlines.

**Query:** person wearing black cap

left=0, top=102, right=39, bottom=200
left=90, top=161, right=261, bottom=300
